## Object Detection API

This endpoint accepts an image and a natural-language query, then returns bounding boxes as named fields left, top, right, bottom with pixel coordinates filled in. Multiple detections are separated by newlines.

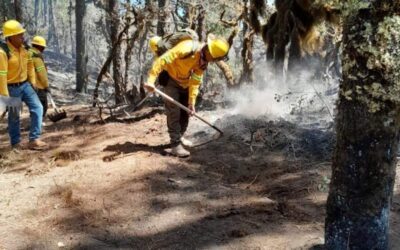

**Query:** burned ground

left=0, top=105, right=398, bottom=249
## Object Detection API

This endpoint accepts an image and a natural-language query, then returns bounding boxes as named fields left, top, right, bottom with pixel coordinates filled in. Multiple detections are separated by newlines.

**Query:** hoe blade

left=48, top=109, right=67, bottom=122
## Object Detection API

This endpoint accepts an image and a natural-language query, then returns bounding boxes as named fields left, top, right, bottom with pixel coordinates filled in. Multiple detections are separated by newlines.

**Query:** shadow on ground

left=30, top=119, right=334, bottom=250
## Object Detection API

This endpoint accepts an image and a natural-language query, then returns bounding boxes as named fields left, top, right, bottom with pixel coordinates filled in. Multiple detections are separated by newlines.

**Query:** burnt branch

left=227, top=27, right=239, bottom=47
left=219, top=8, right=244, bottom=28
left=216, top=61, right=235, bottom=87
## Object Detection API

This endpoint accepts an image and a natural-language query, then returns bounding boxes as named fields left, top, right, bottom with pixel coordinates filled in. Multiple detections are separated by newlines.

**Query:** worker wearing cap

left=144, top=35, right=229, bottom=157
left=29, top=36, right=49, bottom=119
left=0, top=20, right=47, bottom=150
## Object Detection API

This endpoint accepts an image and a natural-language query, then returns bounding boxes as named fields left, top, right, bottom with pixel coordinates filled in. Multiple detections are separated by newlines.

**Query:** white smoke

left=225, top=62, right=338, bottom=125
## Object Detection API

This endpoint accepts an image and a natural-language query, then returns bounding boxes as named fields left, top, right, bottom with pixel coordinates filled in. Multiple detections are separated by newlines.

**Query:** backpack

left=29, top=48, right=44, bottom=60
left=0, top=41, right=31, bottom=59
left=0, top=41, right=11, bottom=58
left=155, top=29, right=200, bottom=87
left=156, top=28, right=199, bottom=57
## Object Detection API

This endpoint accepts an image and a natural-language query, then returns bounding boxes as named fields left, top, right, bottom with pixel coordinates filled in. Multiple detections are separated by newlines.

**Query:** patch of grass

left=49, top=183, right=81, bottom=207
left=0, top=150, right=23, bottom=169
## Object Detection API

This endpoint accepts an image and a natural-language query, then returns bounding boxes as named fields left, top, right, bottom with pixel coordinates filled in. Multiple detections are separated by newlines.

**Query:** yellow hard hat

left=2, top=20, right=26, bottom=38
left=31, top=35, right=47, bottom=47
left=207, top=37, right=229, bottom=59
left=149, top=36, right=161, bottom=53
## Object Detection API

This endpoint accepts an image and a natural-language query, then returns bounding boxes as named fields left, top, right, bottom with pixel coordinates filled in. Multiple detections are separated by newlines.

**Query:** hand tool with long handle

left=154, top=88, right=223, bottom=135
left=47, top=92, right=67, bottom=122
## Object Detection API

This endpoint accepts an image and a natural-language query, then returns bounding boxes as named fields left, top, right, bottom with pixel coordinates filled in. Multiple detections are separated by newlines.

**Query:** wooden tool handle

left=154, top=88, right=223, bottom=135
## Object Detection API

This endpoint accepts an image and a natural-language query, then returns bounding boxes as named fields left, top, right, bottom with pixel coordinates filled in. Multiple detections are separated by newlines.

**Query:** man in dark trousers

left=144, top=35, right=229, bottom=157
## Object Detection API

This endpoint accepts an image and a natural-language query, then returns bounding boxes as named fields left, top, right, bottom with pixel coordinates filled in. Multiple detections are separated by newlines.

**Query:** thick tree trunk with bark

left=75, top=0, right=88, bottom=93
left=325, top=2, right=400, bottom=249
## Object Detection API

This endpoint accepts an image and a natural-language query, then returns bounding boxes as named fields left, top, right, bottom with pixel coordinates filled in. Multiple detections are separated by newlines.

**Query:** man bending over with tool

left=0, top=20, right=47, bottom=150
left=144, top=35, right=229, bottom=157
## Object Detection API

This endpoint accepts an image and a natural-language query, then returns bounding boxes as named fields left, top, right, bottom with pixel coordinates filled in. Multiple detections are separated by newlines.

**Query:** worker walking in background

left=144, top=35, right=229, bottom=157
left=0, top=20, right=47, bottom=150
left=29, top=35, right=49, bottom=124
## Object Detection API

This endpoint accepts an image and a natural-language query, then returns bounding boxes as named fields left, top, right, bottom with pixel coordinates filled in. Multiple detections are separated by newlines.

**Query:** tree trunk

left=13, top=0, right=23, bottom=22
left=75, top=0, right=87, bottom=93
left=60, top=18, right=68, bottom=54
left=196, top=5, right=206, bottom=41
left=325, top=2, right=400, bottom=249
left=34, top=0, right=39, bottom=29
left=124, top=23, right=144, bottom=99
left=109, top=0, right=125, bottom=104
left=93, top=19, right=133, bottom=107
left=42, top=0, right=48, bottom=26
left=157, top=0, right=171, bottom=36
left=238, top=22, right=254, bottom=84
left=68, top=0, right=75, bottom=58
left=48, top=0, right=60, bottom=53
left=0, top=0, right=12, bottom=22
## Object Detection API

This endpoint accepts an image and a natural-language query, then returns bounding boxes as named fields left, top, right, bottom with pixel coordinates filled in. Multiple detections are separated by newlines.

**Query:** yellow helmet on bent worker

left=31, top=35, right=47, bottom=47
left=207, top=36, right=229, bottom=60
left=2, top=19, right=26, bottom=38
left=149, top=36, right=161, bottom=54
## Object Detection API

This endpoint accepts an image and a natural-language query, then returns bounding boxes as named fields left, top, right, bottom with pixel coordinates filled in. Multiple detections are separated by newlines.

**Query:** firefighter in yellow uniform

left=144, top=36, right=229, bottom=157
left=0, top=20, right=47, bottom=149
left=29, top=36, right=49, bottom=121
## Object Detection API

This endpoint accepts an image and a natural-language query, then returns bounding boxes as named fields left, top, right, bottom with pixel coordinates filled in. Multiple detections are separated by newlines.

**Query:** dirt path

left=0, top=106, right=399, bottom=250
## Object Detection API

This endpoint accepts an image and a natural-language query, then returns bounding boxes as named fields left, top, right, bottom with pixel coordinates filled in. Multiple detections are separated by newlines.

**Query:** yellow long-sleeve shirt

left=147, top=40, right=204, bottom=105
left=0, top=41, right=36, bottom=96
left=29, top=47, right=48, bottom=90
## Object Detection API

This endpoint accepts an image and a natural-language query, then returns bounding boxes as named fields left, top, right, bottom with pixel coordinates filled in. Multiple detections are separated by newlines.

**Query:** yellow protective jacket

left=0, top=41, right=36, bottom=96
left=147, top=40, right=205, bottom=105
left=29, top=47, right=48, bottom=90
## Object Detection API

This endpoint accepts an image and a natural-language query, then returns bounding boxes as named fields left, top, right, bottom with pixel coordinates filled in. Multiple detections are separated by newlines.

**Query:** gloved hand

left=143, top=83, right=155, bottom=93
left=188, top=104, right=195, bottom=116
left=5, top=105, right=20, bottom=118
left=0, top=96, right=22, bottom=115
left=44, top=88, right=51, bottom=93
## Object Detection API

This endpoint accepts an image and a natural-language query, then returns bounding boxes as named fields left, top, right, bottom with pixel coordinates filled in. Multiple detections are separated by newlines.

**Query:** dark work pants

left=164, top=77, right=189, bottom=144
left=35, top=89, right=48, bottom=118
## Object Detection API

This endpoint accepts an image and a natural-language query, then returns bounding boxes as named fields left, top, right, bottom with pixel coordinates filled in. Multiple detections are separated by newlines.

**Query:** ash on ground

left=187, top=112, right=335, bottom=162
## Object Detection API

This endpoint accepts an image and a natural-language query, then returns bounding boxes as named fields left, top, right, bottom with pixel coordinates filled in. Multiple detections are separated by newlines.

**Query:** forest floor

left=0, top=104, right=399, bottom=250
